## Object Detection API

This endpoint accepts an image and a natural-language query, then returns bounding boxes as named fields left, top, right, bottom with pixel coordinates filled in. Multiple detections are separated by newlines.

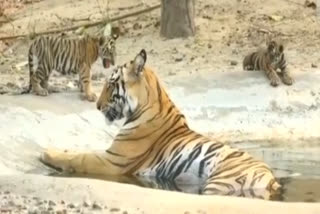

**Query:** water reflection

left=45, top=143, right=320, bottom=202
left=49, top=172, right=279, bottom=200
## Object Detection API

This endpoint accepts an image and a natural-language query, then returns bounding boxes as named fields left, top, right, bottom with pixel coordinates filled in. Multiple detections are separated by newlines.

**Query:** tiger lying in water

left=41, top=49, right=280, bottom=199
left=243, top=40, right=294, bottom=87
left=23, top=33, right=118, bottom=102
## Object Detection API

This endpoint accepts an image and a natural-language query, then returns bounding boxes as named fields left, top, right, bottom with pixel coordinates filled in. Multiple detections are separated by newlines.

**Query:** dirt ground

left=0, top=0, right=319, bottom=94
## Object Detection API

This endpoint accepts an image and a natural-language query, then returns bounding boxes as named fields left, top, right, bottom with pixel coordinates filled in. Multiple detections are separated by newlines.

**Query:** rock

left=168, top=71, right=176, bottom=76
left=174, top=54, right=184, bottom=62
left=67, top=203, right=75, bottom=209
left=133, top=23, right=142, bottom=30
left=83, top=201, right=90, bottom=207
left=92, top=202, right=102, bottom=210
left=110, top=207, right=120, bottom=212
left=28, top=207, right=39, bottom=214
left=305, top=0, right=317, bottom=9
left=48, top=200, right=56, bottom=206
left=268, top=15, right=284, bottom=21
left=311, top=63, right=318, bottom=68
left=230, top=60, right=238, bottom=66
left=207, top=44, right=212, bottom=49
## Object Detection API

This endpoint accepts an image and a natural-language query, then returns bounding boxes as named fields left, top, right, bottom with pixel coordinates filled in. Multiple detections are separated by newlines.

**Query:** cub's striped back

left=24, top=33, right=118, bottom=102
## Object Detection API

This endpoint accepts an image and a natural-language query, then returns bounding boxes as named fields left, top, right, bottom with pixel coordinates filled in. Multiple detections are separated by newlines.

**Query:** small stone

left=230, top=60, right=238, bottom=66
left=168, top=71, right=176, bottom=76
left=174, top=56, right=184, bottom=62
left=8, top=200, right=15, bottom=206
left=110, top=207, right=120, bottom=212
left=67, top=203, right=75, bottom=209
left=83, top=201, right=90, bottom=207
left=28, top=207, right=39, bottom=214
left=207, top=44, right=212, bottom=49
left=4, top=190, right=10, bottom=194
left=133, top=23, right=142, bottom=30
left=92, top=202, right=102, bottom=210
left=123, top=211, right=128, bottom=214
left=48, top=200, right=56, bottom=206
left=60, top=200, right=65, bottom=205
left=311, top=63, right=318, bottom=68
left=56, top=210, right=67, bottom=214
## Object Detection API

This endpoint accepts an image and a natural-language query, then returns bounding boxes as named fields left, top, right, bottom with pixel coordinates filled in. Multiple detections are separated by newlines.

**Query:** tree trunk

left=160, top=0, right=195, bottom=39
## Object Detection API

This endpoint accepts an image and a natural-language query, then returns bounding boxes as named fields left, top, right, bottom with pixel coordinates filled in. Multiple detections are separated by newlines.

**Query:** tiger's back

left=41, top=49, right=280, bottom=200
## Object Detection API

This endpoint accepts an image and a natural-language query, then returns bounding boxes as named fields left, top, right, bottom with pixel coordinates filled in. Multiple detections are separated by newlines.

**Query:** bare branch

left=0, top=3, right=161, bottom=41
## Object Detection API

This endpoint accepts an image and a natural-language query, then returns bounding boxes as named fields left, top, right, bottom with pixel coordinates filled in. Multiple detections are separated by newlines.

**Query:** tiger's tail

left=21, top=43, right=35, bottom=94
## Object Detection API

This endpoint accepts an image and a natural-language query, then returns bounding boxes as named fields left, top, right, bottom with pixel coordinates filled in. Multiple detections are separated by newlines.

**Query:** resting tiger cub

left=24, top=33, right=118, bottom=102
left=41, top=49, right=280, bottom=199
left=243, top=40, right=294, bottom=87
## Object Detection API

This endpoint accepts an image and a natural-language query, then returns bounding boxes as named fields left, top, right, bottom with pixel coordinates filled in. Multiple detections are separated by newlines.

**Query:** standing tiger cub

left=243, top=40, right=294, bottom=87
left=24, top=33, right=118, bottom=102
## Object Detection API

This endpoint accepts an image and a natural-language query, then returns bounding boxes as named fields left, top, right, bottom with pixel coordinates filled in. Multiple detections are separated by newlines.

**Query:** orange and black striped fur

left=243, top=41, right=293, bottom=87
left=25, top=33, right=118, bottom=102
left=41, top=50, right=280, bottom=199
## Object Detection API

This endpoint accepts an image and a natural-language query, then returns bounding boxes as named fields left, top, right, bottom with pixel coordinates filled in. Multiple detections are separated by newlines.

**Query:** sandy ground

left=1, top=0, right=320, bottom=213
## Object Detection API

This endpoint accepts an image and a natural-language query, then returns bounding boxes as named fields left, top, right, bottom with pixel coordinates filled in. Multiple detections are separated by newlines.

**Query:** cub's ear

left=268, top=41, right=276, bottom=52
left=279, top=44, right=284, bottom=53
left=99, top=36, right=105, bottom=46
left=111, top=27, right=120, bottom=40
left=112, top=33, right=119, bottom=40
left=133, top=49, right=147, bottom=76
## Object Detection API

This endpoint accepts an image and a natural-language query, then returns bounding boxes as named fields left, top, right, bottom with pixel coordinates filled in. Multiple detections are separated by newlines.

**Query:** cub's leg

left=30, top=66, right=49, bottom=96
left=280, top=68, right=294, bottom=85
left=40, top=77, right=60, bottom=93
left=79, top=65, right=97, bottom=102
left=243, top=54, right=254, bottom=71
left=78, top=76, right=84, bottom=92
left=264, top=66, right=281, bottom=87
left=41, top=148, right=122, bottom=175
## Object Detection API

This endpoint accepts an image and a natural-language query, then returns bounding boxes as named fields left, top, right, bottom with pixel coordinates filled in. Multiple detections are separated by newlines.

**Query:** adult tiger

left=41, top=49, right=280, bottom=199
left=23, top=33, right=118, bottom=102
left=243, top=40, right=294, bottom=87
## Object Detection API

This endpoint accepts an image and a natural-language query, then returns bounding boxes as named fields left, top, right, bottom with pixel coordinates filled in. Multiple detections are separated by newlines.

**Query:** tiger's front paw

left=281, top=74, right=294, bottom=86
left=41, top=148, right=64, bottom=170
left=35, top=88, right=49, bottom=96
left=40, top=148, right=74, bottom=172
left=270, top=76, right=281, bottom=87
left=84, top=92, right=97, bottom=102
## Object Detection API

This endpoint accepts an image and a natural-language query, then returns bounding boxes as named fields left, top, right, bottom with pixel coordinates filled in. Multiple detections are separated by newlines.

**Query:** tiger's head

left=97, top=49, right=150, bottom=123
left=267, top=40, right=284, bottom=64
left=98, top=33, right=119, bottom=68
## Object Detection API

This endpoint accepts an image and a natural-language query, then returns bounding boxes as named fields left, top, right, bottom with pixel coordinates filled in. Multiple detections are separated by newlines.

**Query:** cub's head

left=98, top=32, right=119, bottom=68
left=267, top=40, right=284, bottom=63
left=97, top=49, right=150, bottom=123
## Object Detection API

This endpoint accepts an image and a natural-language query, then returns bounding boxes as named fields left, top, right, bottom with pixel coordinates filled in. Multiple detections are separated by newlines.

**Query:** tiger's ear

left=279, top=44, right=284, bottom=53
left=99, top=36, right=105, bottom=46
left=112, top=33, right=119, bottom=40
left=268, top=41, right=275, bottom=52
left=133, top=49, right=147, bottom=76
left=111, top=27, right=120, bottom=40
